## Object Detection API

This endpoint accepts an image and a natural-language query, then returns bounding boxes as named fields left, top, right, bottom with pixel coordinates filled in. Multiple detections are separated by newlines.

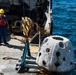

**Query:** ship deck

left=0, top=34, right=76, bottom=75
left=0, top=34, right=39, bottom=75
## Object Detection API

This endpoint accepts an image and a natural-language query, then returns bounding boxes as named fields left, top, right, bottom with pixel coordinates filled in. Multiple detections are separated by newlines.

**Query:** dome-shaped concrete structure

left=36, top=35, right=75, bottom=72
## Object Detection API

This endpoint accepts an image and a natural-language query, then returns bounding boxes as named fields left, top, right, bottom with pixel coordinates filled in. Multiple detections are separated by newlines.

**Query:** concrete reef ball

left=36, top=35, right=75, bottom=72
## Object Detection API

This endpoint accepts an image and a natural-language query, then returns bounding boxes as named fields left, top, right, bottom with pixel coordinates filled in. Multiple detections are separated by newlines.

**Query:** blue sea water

left=52, top=0, right=76, bottom=50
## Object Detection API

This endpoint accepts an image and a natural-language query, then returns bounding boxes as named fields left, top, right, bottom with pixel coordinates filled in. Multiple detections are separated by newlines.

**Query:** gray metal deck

left=0, top=35, right=39, bottom=75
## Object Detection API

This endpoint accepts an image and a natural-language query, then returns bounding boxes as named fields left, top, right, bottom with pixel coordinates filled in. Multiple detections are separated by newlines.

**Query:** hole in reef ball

left=39, top=53, right=41, bottom=57
left=46, top=48, right=50, bottom=52
left=54, top=61, right=60, bottom=67
left=56, top=51, right=60, bottom=57
left=70, top=62, right=73, bottom=65
left=52, top=36, right=63, bottom=41
left=42, top=60, right=46, bottom=65
left=42, top=39, right=48, bottom=44
left=59, top=42, right=64, bottom=48
left=45, top=39, right=48, bottom=43
left=63, top=57, right=66, bottom=61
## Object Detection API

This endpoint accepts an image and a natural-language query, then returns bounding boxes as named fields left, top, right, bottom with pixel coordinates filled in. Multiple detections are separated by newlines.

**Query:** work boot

left=4, top=42, right=9, bottom=45
left=0, top=43, right=2, bottom=46
left=0, top=42, right=2, bottom=45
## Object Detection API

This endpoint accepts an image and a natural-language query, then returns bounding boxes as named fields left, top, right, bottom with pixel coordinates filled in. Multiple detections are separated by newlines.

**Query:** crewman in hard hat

left=0, top=9, right=9, bottom=45
left=0, top=9, right=9, bottom=28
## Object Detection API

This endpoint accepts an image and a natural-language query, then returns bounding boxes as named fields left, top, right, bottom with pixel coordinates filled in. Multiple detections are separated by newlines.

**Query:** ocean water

left=52, top=0, right=76, bottom=51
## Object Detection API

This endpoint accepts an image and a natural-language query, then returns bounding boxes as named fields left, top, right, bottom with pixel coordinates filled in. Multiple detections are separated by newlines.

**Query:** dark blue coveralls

left=0, top=26, right=7, bottom=44
left=0, top=15, right=8, bottom=44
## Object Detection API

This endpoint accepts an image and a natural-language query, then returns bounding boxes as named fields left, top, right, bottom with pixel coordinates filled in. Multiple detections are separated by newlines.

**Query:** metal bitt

left=21, top=38, right=31, bottom=66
